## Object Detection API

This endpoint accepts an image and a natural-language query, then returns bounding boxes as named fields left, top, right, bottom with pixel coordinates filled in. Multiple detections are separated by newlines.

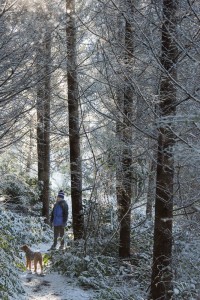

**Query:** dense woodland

left=0, top=0, right=200, bottom=299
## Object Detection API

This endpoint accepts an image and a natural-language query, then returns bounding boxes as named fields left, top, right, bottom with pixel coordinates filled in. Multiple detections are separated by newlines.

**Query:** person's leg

left=60, top=226, right=65, bottom=248
left=53, top=226, right=59, bottom=248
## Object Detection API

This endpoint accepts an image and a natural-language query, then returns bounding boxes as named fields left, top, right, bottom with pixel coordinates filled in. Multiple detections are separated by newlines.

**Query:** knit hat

left=57, top=190, right=64, bottom=199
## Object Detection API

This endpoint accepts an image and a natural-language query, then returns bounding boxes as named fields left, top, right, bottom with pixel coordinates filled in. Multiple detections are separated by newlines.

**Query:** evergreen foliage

left=0, top=208, right=51, bottom=299
left=0, top=0, right=199, bottom=299
left=0, top=174, right=40, bottom=211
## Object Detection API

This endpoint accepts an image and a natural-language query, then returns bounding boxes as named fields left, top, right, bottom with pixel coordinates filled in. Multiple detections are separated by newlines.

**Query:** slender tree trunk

left=26, top=116, right=34, bottom=175
left=42, top=31, right=51, bottom=222
left=36, top=31, right=51, bottom=223
left=146, top=103, right=159, bottom=219
left=118, top=0, right=135, bottom=258
left=146, top=143, right=157, bottom=219
left=149, top=1, right=178, bottom=299
left=146, top=160, right=154, bottom=219
left=37, top=57, right=45, bottom=198
left=116, top=4, right=125, bottom=229
left=66, top=0, right=84, bottom=239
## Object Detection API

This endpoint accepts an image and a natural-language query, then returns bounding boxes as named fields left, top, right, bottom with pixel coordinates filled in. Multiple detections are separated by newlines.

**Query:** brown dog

left=21, top=244, right=43, bottom=273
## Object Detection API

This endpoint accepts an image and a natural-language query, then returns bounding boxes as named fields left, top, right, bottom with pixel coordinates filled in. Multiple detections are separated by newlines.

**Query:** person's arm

left=50, top=206, right=54, bottom=226
left=62, top=202, right=68, bottom=225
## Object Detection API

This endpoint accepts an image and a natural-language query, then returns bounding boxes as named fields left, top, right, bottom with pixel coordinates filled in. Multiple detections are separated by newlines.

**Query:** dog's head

left=21, top=244, right=30, bottom=252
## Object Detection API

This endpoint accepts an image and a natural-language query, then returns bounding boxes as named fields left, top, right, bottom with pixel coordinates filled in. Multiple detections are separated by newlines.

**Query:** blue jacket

left=50, top=199, right=68, bottom=227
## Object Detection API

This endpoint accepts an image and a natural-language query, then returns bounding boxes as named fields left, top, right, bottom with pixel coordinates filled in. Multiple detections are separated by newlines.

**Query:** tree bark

left=116, top=1, right=125, bottom=243
left=66, top=0, right=84, bottom=239
left=149, top=0, right=178, bottom=299
left=26, top=116, right=34, bottom=175
left=118, top=0, right=135, bottom=258
left=36, top=31, right=51, bottom=223
left=146, top=143, right=157, bottom=219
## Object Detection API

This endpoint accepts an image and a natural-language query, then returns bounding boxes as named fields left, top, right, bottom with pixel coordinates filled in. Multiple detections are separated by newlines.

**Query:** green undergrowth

left=48, top=217, right=200, bottom=300
left=48, top=223, right=153, bottom=300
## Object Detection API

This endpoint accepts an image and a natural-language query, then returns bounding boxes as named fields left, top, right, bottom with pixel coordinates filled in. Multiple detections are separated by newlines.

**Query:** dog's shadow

left=27, top=277, right=51, bottom=293
left=25, top=271, right=45, bottom=281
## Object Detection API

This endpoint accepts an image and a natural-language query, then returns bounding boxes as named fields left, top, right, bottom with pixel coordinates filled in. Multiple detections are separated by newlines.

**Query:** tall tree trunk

left=116, top=3, right=125, bottom=234
left=118, top=0, right=135, bottom=258
left=36, top=31, right=51, bottom=223
left=26, top=116, right=34, bottom=175
left=149, top=0, right=178, bottom=299
left=146, top=143, right=157, bottom=219
left=66, top=0, right=84, bottom=239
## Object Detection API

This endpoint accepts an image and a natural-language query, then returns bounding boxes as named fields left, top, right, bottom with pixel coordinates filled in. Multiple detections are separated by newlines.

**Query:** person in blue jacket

left=49, top=190, right=68, bottom=250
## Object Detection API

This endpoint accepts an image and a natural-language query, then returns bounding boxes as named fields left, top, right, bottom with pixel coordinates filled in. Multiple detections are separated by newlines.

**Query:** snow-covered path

left=20, top=272, right=93, bottom=300
left=20, top=242, right=94, bottom=300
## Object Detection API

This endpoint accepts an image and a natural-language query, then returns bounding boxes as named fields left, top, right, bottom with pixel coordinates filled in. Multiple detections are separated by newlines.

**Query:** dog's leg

left=39, top=256, right=43, bottom=273
left=34, top=258, right=38, bottom=273
left=28, top=259, right=32, bottom=271
left=26, top=258, right=29, bottom=269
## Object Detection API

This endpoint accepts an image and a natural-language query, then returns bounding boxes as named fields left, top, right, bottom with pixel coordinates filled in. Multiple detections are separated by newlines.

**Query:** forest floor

left=20, top=271, right=93, bottom=300
left=3, top=205, right=199, bottom=300
left=19, top=242, right=94, bottom=300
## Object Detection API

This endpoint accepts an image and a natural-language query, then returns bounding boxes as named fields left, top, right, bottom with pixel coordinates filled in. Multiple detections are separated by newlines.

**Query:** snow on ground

left=19, top=242, right=95, bottom=300
left=20, top=272, right=93, bottom=300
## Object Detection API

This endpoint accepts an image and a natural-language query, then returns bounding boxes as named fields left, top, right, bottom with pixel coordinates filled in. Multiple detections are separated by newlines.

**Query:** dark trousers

left=53, top=226, right=65, bottom=247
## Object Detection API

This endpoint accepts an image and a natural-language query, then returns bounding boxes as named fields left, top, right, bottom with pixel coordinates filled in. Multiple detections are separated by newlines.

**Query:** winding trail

left=20, top=243, right=94, bottom=300
left=20, top=272, right=93, bottom=300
